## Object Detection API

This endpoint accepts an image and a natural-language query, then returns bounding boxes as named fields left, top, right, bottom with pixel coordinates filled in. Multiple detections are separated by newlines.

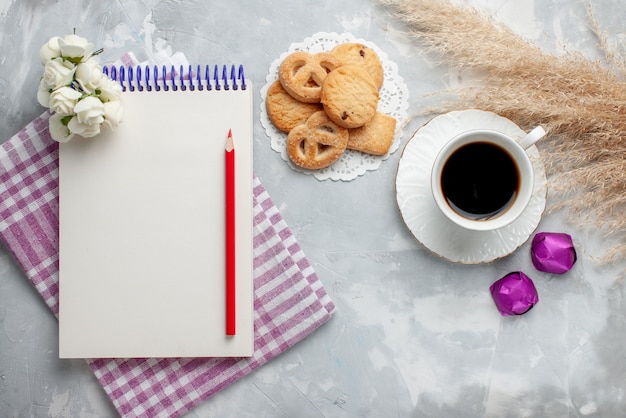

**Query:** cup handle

left=517, top=126, right=546, bottom=149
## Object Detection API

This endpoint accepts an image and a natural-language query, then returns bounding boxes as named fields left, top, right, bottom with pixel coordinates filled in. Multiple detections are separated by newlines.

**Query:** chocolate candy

left=531, top=232, right=577, bottom=274
left=490, top=272, right=539, bottom=316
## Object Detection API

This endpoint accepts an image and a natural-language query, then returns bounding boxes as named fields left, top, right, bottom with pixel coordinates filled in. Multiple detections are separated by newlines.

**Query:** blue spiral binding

left=213, top=66, right=220, bottom=90
left=103, top=64, right=247, bottom=92
left=162, top=66, right=168, bottom=91
left=153, top=66, right=160, bottom=91
left=127, top=66, right=134, bottom=92
left=119, top=66, right=125, bottom=89
left=136, top=66, right=143, bottom=91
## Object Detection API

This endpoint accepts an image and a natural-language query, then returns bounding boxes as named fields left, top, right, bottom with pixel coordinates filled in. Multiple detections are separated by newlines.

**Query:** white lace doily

left=260, top=32, right=409, bottom=181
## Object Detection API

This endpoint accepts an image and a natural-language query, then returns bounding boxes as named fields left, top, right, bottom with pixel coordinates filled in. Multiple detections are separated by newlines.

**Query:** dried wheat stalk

left=381, top=0, right=626, bottom=262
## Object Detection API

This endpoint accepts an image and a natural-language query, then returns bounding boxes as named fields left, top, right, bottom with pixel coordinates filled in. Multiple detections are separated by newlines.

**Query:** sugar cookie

left=266, top=81, right=323, bottom=132
left=278, top=51, right=342, bottom=103
left=331, top=43, right=384, bottom=89
left=287, top=111, right=348, bottom=169
left=347, top=112, right=396, bottom=155
left=321, top=65, right=379, bottom=129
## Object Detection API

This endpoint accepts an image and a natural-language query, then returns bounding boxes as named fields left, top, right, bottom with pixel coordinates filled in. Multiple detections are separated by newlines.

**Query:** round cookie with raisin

left=321, top=65, right=379, bottom=129
left=331, top=42, right=384, bottom=89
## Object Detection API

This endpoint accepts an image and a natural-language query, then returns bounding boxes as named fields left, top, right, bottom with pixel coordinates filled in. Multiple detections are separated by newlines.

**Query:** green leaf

left=64, top=56, right=83, bottom=65
left=60, top=115, right=73, bottom=126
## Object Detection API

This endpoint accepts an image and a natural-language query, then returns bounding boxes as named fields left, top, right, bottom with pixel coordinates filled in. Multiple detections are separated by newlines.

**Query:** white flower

left=37, top=78, right=52, bottom=108
left=68, top=116, right=101, bottom=138
left=37, top=34, right=124, bottom=141
left=75, top=60, right=105, bottom=93
left=58, top=34, right=95, bottom=62
left=103, top=100, right=124, bottom=129
left=43, top=58, right=75, bottom=89
left=73, top=96, right=105, bottom=126
left=49, top=113, right=74, bottom=143
left=39, top=36, right=61, bottom=65
left=49, top=86, right=82, bottom=115
left=98, top=77, right=123, bottom=102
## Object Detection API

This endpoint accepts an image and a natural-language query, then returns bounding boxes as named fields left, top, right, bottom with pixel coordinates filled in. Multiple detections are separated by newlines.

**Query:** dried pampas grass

left=381, top=0, right=626, bottom=263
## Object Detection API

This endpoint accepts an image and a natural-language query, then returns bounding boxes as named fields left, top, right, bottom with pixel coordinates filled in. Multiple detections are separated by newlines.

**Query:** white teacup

left=431, top=126, right=546, bottom=231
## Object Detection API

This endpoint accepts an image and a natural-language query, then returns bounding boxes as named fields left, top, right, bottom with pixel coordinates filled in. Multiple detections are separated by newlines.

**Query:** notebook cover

left=58, top=85, right=254, bottom=358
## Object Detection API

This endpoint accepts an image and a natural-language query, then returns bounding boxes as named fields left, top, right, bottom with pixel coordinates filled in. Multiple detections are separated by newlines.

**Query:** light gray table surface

left=1, top=0, right=625, bottom=417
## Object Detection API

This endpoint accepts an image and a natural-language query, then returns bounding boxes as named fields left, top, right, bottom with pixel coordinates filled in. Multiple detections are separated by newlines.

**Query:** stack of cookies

left=266, top=43, right=397, bottom=170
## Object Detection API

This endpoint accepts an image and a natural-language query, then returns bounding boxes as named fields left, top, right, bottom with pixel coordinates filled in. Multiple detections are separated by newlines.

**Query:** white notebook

left=58, top=65, right=254, bottom=358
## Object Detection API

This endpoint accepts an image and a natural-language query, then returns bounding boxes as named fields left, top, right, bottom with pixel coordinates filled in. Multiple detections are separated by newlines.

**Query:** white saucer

left=396, top=109, right=547, bottom=264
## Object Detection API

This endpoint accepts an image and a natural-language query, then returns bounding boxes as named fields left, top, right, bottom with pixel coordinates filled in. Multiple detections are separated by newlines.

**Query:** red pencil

left=225, top=129, right=236, bottom=336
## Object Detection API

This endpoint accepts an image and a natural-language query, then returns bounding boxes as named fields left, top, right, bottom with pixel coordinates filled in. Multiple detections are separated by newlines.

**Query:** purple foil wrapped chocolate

left=531, top=232, right=577, bottom=274
left=490, top=272, right=539, bottom=316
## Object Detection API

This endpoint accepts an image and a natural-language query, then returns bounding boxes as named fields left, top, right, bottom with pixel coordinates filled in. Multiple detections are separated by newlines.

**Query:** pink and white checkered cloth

left=0, top=111, right=335, bottom=417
